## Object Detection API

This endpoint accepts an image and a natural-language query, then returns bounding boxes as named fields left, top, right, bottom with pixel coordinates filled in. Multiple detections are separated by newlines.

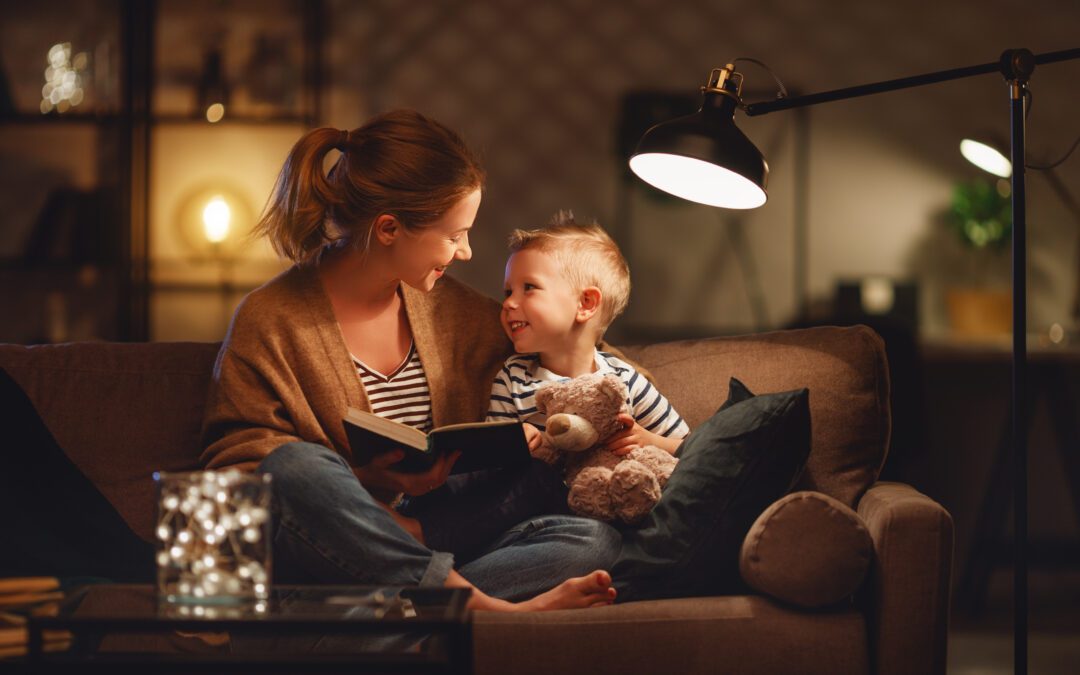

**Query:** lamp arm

left=743, top=47, right=1080, bottom=117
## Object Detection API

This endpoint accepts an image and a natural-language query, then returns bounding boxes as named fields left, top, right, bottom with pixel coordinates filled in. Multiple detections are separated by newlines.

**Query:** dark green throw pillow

left=612, top=377, right=811, bottom=602
left=0, top=367, right=154, bottom=582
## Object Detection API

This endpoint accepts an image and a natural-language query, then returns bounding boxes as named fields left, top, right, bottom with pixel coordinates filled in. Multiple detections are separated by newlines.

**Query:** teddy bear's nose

left=548, top=416, right=570, bottom=435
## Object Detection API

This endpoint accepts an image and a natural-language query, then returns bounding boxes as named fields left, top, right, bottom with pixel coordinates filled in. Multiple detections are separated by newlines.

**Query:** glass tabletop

left=37, top=584, right=470, bottom=628
left=24, top=584, right=473, bottom=671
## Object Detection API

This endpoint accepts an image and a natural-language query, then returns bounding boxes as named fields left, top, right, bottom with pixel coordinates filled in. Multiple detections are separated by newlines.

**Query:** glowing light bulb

left=202, top=197, right=231, bottom=243
left=206, top=103, right=225, bottom=123
left=960, top=139, right=1012, bottom=178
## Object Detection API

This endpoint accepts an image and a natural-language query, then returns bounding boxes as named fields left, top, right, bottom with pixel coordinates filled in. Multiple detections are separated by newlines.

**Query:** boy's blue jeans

left=258, top=442, right=620, bottom=601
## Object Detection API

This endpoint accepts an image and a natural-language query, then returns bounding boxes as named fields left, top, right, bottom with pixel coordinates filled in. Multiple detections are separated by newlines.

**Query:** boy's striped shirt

left=487, top=350, right=689, bottom=439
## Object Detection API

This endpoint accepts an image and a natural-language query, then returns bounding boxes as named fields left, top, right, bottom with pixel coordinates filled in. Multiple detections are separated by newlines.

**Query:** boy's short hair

left=508, top=211, right=630, bottom=335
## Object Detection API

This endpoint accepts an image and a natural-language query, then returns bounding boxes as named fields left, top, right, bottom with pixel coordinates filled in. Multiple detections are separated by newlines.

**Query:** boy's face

left=501, top=248, right=583, bottom=356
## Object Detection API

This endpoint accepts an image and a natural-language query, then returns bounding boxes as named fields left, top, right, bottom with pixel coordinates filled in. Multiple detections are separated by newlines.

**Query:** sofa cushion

left=0, top=367, right=154, bottom=581
left=0, top=342, right=221, bottom=541
left=739, top=490, right=872, bottom=608
left=611, top=378, right=811, bottom=602
left=618, top=325, right=890, bottom=508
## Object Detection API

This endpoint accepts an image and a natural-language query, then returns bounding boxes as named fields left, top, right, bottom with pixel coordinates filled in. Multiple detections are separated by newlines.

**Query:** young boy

left=487, top=212, right=689, bottom=456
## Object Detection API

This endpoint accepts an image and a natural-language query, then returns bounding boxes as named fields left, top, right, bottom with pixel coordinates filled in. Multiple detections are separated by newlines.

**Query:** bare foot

left=514, top=570, right=617, bottom=611
left=449, top=569, right=616, bottom=612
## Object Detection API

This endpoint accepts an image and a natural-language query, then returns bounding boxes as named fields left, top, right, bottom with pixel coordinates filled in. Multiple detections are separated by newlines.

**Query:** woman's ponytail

left=254, top=127, right=349, bottom=264
left=255, top=111, right=484, bottom=264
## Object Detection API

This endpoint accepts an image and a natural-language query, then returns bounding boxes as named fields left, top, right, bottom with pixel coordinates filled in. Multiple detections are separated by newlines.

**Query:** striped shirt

left=486, top=350, right=689, bottom=439
left=353, top=343, right=433, bottom=432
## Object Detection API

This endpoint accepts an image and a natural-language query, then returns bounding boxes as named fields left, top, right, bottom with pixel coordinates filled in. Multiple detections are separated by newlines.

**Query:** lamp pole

left=738, top=47, right=1080, bottom=675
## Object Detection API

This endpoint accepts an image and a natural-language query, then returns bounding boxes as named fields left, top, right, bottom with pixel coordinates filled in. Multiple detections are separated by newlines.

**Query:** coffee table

left=23, top=584, right=472, bottom=673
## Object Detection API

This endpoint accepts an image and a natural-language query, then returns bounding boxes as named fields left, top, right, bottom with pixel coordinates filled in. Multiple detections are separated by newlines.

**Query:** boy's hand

left=603, top=414, right=684, bottom=456
left=523, top=422, right=543, bottom=452
left=603, top=413, right=653, bottom=456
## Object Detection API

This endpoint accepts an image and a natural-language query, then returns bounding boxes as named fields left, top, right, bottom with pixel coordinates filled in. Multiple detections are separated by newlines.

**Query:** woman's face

left=395, top=188, right=480, bottom=292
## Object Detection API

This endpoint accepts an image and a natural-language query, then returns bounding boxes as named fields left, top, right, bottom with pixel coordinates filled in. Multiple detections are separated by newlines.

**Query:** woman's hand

left=602, top=413, right=680, bottom=456
left=354, top=448, right=462, bottom=496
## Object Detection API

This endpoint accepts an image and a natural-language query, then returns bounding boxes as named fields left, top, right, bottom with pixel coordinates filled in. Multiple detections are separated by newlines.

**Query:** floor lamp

left=628, top=47, right=1080, bottom=675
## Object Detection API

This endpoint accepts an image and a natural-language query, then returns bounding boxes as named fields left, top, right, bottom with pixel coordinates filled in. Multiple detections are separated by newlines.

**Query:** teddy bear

left=533, top=372, right=679, bottom=524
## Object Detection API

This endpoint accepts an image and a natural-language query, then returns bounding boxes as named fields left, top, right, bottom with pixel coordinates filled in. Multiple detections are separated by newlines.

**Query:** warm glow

left=206, top=103, right=226, bottom=123
left=629, top=153, right=767, bottom=209
left=860, top=278, right=895, bottom=315
left=960, top=139, right=1012, bottom=178
left=202, top=197, right=231, bottom=243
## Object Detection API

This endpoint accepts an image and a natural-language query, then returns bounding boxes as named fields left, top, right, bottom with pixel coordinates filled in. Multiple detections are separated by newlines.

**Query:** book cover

left=343, top=407, right=531, bottom=474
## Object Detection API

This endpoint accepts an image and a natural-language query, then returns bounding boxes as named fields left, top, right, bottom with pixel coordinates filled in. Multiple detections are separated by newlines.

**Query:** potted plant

left=944, top=177, right=1013, bottom=338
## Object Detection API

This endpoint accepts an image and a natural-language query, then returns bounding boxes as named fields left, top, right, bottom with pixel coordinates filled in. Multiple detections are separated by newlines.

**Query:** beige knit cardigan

left=200, top=263, right=513, bottom=473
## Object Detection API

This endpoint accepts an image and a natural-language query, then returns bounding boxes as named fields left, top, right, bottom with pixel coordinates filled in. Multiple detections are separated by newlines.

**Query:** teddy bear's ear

left=534, top=385, right=551, bottom=413
left=600, top=373, right=628, bottom=401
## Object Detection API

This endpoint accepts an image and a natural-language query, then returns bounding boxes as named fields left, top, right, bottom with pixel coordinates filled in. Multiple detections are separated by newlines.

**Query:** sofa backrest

left=0, top=324, right=889, bottom=542
left=0, top=342, right=222, bottom=542
left=619, top=325, right=891, bottom=508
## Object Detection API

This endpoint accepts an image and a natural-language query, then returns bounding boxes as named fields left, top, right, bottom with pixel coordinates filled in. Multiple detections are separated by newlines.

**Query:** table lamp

left=629, top=47, right=1080, bottom=675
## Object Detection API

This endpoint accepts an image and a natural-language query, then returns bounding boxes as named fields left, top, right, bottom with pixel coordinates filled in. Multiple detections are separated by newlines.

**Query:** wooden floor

left=948, top=569, right=1080, bottom=674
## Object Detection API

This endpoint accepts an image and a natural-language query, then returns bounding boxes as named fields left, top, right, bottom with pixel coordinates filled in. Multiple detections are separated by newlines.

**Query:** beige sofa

left=0, top=325, right=952, bottom=675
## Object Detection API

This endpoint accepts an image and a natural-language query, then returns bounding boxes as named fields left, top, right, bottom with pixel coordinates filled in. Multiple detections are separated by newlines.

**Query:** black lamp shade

left=629, top=90, right=769, bottom=209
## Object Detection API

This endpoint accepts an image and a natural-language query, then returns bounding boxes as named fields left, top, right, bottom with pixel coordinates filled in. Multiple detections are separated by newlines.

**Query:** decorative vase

left=945, top=288, right=1011, bottom=338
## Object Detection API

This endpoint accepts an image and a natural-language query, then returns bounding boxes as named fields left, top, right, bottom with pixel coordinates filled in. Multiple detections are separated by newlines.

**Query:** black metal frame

left=743, top=47, right=1080, bottom=675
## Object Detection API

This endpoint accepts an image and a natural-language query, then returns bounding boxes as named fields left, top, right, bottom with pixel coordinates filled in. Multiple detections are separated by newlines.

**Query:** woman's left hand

left=355, top=448, right=461, bottom=496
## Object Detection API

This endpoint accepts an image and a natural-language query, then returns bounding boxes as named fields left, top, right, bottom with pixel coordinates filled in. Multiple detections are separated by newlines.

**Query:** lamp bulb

left=202, top=197, right=231, bottom=243
left=960, top=139, right=1012, bottom=178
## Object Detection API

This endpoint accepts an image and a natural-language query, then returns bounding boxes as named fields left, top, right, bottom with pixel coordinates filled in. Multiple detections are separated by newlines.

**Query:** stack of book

left=0, top=577, right=70, bottom=659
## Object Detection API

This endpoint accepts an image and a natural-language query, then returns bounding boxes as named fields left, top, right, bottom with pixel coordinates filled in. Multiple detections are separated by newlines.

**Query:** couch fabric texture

left=0, top=325, right=952, bottom=675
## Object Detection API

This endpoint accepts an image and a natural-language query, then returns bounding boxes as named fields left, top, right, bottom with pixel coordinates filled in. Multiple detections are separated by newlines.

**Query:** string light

left=155, top=470, right=272, bottom=603
left=40, top=42, right=87, bottom=114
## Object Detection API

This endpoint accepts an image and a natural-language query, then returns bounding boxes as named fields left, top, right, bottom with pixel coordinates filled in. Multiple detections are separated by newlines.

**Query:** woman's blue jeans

left=257, top=442, right=620, bottom=601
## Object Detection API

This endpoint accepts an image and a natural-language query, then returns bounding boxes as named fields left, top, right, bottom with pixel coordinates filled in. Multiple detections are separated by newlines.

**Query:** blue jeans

left=258, top=442, right=620, bottom=601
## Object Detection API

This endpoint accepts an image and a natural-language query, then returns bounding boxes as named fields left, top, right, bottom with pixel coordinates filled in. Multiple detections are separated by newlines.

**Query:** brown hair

left=254, top=110, right=485, bottom=263
left=508, top=211, right=631, bottom=336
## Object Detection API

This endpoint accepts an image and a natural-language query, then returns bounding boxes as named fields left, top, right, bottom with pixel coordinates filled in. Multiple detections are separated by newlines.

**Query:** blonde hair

left=508, top=211, right=630, bottom=336
left=253, top=109, right=485, bottom=264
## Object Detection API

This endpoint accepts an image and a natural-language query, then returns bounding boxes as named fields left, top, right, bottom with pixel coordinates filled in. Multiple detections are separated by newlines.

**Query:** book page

left=345, top=407, right=427, bottom=451
left=431, top=419, right=520, bottom=434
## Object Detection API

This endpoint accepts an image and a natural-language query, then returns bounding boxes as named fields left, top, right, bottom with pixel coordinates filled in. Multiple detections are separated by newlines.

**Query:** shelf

left=151, top=114, right=315, bottom=126
left=0, top=112, right=124, bottom=125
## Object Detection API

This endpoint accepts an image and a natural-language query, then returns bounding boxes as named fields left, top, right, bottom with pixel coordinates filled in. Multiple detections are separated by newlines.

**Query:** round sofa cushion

left=739, top=490, right=872, bottom=608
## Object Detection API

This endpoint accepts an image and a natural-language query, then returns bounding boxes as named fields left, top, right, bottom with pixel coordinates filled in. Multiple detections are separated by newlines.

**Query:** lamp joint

left=703, top=64, right=743, bottom=105
left=999, top=48, right=1035, bottom=85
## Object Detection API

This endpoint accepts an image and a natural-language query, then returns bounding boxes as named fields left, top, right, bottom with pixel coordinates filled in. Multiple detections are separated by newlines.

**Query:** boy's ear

left=576, top=287, right=602, bottom=323
left=372, top=214, right=401, bottom=246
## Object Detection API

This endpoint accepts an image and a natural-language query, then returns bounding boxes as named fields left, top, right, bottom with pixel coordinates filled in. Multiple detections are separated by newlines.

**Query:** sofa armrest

left=857, top=481, right=953, bottom=675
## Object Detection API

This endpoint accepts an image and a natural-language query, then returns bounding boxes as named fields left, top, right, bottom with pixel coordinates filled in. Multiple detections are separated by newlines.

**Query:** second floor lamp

left=628, top=47, right=1080, bottom=675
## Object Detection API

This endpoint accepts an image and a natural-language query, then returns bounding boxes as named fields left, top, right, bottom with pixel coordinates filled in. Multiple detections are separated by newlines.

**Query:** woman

left=201, top=110, right=618, bottom=611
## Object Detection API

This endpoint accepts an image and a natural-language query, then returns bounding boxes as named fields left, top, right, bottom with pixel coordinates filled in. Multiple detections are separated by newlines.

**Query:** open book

left=344, top=407, right=531, bottom=474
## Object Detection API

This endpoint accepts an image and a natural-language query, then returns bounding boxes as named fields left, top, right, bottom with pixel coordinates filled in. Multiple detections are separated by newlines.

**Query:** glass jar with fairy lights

left=153, top=470, right=272, bottom=604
